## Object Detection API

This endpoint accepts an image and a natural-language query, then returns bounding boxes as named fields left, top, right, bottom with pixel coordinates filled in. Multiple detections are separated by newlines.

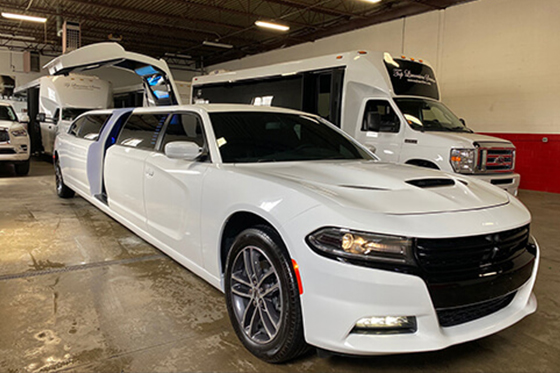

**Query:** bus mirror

left=37, top=113, right=46, bottom=122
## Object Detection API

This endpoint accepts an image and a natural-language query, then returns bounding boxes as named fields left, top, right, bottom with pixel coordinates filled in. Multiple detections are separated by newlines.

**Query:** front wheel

left=225, top=226, right=308, bottom=363
left=55, top=159, right=74, bottom=198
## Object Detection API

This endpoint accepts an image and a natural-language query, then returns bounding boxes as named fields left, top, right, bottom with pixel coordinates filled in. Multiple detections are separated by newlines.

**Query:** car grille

left=415, top=225, right=535, bottom=325
left=475, top=142, right=515, bottom=174
left=0, top=130, right=9, bottom=143
left=416, top=225, right=530, bottom=282
left=436, top=292, right=516, bottom=327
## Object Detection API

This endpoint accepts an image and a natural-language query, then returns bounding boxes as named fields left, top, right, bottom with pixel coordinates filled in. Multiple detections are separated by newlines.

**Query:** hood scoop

left=406, top=178, right=455, bottom=188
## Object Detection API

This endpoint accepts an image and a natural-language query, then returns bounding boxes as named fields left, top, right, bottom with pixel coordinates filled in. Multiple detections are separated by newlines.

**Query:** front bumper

left=470, top=173, right=520, bottom=196
left=299, top=249, right=537, bottom=355
left=282, top=209, right=538, bottom=356
left=0, top=134, right=30, bottom=162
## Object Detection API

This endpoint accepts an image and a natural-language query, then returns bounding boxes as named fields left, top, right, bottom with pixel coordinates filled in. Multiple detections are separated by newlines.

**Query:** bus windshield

left=394, top=98, right=472, bottom=133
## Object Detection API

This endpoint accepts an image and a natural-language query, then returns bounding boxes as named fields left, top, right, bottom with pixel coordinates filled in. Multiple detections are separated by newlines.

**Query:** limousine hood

left=235, top=160, right=510, bottom=215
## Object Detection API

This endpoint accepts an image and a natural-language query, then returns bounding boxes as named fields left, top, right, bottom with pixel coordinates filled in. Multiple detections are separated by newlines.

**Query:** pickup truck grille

left=0, top=130, right=9, bottom=143
left=476, top=143, right=515, bottom=173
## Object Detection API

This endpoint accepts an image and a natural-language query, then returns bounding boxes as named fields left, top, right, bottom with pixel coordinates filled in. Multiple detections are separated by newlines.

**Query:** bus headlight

left=450, top=148, right=476, bottom=174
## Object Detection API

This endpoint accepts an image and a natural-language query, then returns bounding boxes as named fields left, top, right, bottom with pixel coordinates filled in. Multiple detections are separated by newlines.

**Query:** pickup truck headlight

left=306, top=227, right=414, bottom=265
left=450, top=148, right=476, bottom=174
left=10, top=129, right=28, bottom=137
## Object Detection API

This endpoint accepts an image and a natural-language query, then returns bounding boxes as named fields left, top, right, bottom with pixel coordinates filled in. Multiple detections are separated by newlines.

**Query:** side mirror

left=19, top=114, right=29, bottom=123
left=37, top=113, right=46, bottom=122
left=164, top=141, right=201, bottom=160
left=460, top=118, right=466, bottom=126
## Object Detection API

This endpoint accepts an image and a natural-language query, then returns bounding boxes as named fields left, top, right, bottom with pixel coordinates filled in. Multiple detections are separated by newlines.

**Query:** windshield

left=62, top=108, right=91, bottom=121
left=209, top=112, right=373, bottom=163
left=0, top=105, right=17, bottom=121
left=394, top=98, right=472, bottom=133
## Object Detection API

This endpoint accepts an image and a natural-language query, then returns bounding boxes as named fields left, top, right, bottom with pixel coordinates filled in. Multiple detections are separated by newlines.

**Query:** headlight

left=306, top=227, right=414, bottom=265
left=11, top=129, right=28, bottom=137
left=450, top=148, right=476, bottom=173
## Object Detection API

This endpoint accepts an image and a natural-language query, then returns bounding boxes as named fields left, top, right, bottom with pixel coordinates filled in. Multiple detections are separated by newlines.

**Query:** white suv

left=0, top=102, right=30, bottom=176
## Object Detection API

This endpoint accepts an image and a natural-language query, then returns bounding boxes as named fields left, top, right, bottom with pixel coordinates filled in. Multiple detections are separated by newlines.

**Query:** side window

left=117, top=113, right=168, bottom=150
left=361, top=100, right=400, bottom=133
left=69, top=117, right=85, bottom=137
left=76, top=114, right=110, bottom=140
left=160, top=113, right=205, bottom=150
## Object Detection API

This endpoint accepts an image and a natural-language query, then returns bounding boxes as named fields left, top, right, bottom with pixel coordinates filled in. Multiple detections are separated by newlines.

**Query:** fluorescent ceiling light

left=165, top=52, right=192, bottom=59
left=2, top=12, right=47, bottom=23
left=0, top=32, right=36, bottom=41
left=362, top=0, right=382, bottom=3
left=255, top=21, right=289, bottom=31
left=202, top=41, right=233, bottom=49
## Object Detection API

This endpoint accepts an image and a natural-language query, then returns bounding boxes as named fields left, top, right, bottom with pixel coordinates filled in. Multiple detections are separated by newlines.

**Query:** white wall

left=209, top=0, right=560, bottom=134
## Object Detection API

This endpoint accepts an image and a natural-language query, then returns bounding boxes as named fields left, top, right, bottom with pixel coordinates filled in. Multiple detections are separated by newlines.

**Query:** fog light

left=352, top=316, right=417, bottom=334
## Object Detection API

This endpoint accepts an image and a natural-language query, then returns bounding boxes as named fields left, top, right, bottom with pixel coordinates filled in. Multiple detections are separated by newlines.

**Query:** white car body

left=54, top=104, right=538, bottom=360
left=0, top=102, right=30, bottom=174
left=192, top=51, right=520, bottom=195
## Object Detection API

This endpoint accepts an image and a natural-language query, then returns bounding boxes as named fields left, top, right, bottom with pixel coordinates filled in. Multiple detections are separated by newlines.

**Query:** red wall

left=481, top=133, right=560, bottom=194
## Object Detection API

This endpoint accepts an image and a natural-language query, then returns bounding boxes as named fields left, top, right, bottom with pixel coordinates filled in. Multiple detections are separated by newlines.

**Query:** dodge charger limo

left=54, top=104, right=539, bottom=363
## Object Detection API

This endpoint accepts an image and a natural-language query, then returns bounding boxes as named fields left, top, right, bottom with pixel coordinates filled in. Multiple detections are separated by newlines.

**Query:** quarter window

left=117, top=113, right=168, bottom=150
left=68, top=114, right=110, bottom=140
left=361, top=100, right=400, bottom=133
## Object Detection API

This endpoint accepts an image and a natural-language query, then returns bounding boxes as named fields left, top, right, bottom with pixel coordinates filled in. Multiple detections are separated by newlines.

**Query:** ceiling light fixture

left=202, top=41, right=233, bottom=49
left=165, top=52, right=192, bottom=59
left=255, top=20, right=289, bottom=31
left=0, top=33, right=36, bottom=41
left=362, top=0, right=382, bottom=3
left=2, top=12, right=47, bottom=23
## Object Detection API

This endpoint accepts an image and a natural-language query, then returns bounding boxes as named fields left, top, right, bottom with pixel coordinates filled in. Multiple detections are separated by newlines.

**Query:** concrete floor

left=0, top=159, right=559, bottom=373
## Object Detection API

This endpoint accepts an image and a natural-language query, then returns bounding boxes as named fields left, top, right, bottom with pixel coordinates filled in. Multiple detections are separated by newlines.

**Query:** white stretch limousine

left=54, top=104, right=539, bottom=363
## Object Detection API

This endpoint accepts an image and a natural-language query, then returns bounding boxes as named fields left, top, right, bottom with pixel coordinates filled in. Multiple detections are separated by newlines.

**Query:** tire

left=55, top=159, right=75, bottom=198
left=225, top=225, right=309, bottom=363
left=14, top=159, right=30, bottom=176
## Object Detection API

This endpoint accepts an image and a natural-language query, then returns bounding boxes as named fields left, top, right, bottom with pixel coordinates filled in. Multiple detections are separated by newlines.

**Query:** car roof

left=130, top=104, right=311, bottom=116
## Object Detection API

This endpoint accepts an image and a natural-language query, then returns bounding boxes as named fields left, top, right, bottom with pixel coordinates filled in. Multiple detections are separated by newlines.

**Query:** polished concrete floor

left=0, top=159, right=559, bottom=373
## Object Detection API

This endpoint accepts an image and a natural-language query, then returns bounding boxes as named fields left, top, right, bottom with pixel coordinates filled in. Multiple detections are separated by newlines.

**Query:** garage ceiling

left=1, top=0, right=473, bottom=68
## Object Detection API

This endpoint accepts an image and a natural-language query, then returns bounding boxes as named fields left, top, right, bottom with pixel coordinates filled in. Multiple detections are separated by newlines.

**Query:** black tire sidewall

left=224, top=227, right=302, bottom=363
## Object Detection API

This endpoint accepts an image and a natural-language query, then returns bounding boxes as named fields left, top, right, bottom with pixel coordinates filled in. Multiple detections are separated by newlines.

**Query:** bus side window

left=362, top=100, right=400, bottom=133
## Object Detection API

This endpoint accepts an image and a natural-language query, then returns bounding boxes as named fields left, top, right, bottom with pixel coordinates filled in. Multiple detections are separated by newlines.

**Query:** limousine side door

left=63, top=113, right=110, bottom=195
left=143, top=112, right=208, bottom=265
left=104, top=113, right=169, bottom=230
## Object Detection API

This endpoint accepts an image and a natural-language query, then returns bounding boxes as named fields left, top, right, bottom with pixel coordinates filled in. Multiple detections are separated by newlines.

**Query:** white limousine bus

left=192, top=51, right=520, bottom=195
left=54, top=104, right=538, bottom=363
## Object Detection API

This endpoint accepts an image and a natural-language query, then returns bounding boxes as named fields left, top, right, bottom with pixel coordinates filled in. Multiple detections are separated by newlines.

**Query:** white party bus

left=192, top=51, right=520, bottom=195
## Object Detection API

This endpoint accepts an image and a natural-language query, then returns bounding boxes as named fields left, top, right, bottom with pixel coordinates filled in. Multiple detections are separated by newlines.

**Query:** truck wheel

left=55, top=159, right=74, bottom=198
left=14, top=159, right=30, bottom=176
left=225, top=225, right=308, bottom=363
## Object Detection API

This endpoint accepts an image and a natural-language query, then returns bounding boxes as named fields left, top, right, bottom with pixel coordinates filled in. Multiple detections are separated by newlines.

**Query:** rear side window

left=117, top=113, right=168, bottom=150
left=69, top=114, right=110, bottom=140
left=160, top=113, right=205, bottom=150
